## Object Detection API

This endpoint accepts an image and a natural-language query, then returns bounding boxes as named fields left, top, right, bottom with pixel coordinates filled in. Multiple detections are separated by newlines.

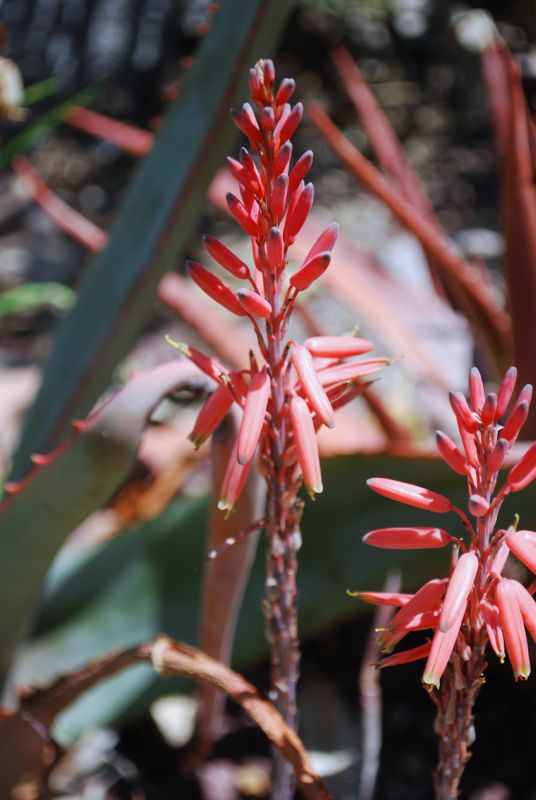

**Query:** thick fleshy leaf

left=0, top=361, right=208, bottom=684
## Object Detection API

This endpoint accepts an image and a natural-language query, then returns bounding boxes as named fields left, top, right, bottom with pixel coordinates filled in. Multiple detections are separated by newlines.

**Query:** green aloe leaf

left=19, top=452, right=534, bottom=741
left=11, top=0, right=293, bottom=479
left=0, top=361, right=208, bottom=684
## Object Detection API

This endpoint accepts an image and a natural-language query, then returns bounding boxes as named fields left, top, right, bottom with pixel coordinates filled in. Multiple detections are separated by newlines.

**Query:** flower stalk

left=355, top=366, right=536, bottom=799
left=179, top=59, right=386, bottom=799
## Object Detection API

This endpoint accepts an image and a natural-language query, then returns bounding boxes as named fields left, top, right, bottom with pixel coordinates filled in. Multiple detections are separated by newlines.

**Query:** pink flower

left=290, top=394, right=323, bottom=497
left=237, top=369, right=270, bottom=465
left=292, top=343, right=335, bottom=429
left=366, top=477, right=452, bottom=512
left=438, top=551, right=479, bottom=633
left=189, top=382, right=234, bottom=449
left=495, top=579, right=531, bottom=680
left=363, top=526, right=453, bottom=549
left=505, top=530, right=536, bottom=574
left=303, top=335, right=374, bottom=358
left=422, top=609, right=465, bottom=690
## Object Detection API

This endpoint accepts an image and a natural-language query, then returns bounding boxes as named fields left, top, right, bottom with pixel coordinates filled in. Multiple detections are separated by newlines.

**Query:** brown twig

left=8, top=637, right=332, bottom=800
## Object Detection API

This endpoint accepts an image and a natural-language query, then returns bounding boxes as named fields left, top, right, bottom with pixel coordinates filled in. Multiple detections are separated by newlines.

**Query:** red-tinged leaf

left=0, top=361, right=210, bottom=684
left=330, top=45, right=445, bottom=293
left=12, top=156, right=108, bottom=253
left=482, top=42, right=536, bottom=435
left=64, top=105, right=154, bottom=157
left=306, top=100, right=511, bottom=369
left=197, top=406, right=265, bottom=748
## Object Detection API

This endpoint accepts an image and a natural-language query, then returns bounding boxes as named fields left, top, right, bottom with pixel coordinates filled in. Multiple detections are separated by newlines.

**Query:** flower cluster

left=176, top=59, right=388, bottom=511
left=355, top=367, right=536, bottom=687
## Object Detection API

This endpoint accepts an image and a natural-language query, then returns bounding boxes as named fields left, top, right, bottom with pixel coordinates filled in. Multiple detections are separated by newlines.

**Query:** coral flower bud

left=271, top=173, right=288, bottom=222
left=423, top=609, right=465, bottom=689
left=481, top=393, right=497, bottom=425
left=202, top=234, right=249, bottom=279
left=349, top=591, right=412, bottom=607
left=237, top=288, right=272, bottom=318
left=459, top=425, right=479, bottom=468
left=186, top=261, right=247, bottom=316
left=248, top=66, right=263, bottom=102
left=290, top=395, right=323, bottom=497
left=436, top=431, right=466, bottom=475
left=502, top=398, right=530, bottom=442
left=304, top=222, right=339, bottom=263
left=490, top=539, right=510, bottom=576
left=379, top=642, right=432, bottom=669
left=439, top=551, right=479, bottom=633
left=290, top=251, right=331, bottom=291
left=481, top=599, right=505, bottom=659
left=239, top=146, right=262, bottom=182
left=226, top=156, right=260, bottom=195
left=284, top=183, right=314, bottom=242
left=511, top=580, right=536, bottom=642
left=316, top=358, right=389, bottom=387
left=218, top=437, right=254, bottom=516
left=273, top=141, right=292, bottom=176
left=189, top=382, right=234, bottom=448
left=275, top=77, right=295, bottom=106
left=226, top=192, right=259, bottom=237
left=505, top=530, right=536, bottom=574
left=237, top=369, right=270, bottom=465
left=469, top=367, right=485, bottom=412
left=263, top=59, right=275, bottom=88
left=261, top=106, right=275, bottom=131
left=276, top=101, right=303, bottom=145
left=304, top=335, right=374, bottom=358
left=449, top=391, right=479, bottom=432
left=496, top=579, right=531, bottom=680
left=363, top=527, right=452, bottom=549
left=167, top=339, right=227, bottom=382
left=231, top=107, right=261, bottom=145
left=266, top=227, right=285, bottom=273
left=292, top=344, right=335, bottom=429
left=495, top=366, right=517, bottom=419
left=367, top=478, right=452, bottom=513
left=288, top=149, right=314, bottom=195
left=507, top=441, right=536, bottom=491
left=469, top=494, right=489, bottom=517
left=488, top=438, right=508, bottom=472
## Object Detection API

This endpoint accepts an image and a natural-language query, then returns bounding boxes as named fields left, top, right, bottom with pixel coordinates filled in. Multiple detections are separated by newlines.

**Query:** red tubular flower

left=469, top=367, right=485, bottom=412
left=189, top=382, right=234, bottom=449
left=237, top=288, right=272, bottom=318
left=292, top=343, right=335, bottom=429
left=496, top=579, right=531, bottom=680
left=379, top=642, right=432, bottom=669
left=304, top=335, right=374, bottom=358
left=438, top=551, right=479, bottom=633
left=505, top=530, right=536, bottom=573
left=422, top=609, right=465, bottom=689
left=436, top=431, right=466, bottom=475
left=290, top=252, right=331, bottom=292
left=363, top=527, right=453, bottom=549
left=507, top=441, right=536, bottom=491
left=367, top=477, right=452, bottom=512
left=217, top=436, right=254, bottom=516
left=495, top=366, right=517, bottom=419
left=186, top=261, right=247, bottom=316
left=349, top=591, right=412, bottom=606
left=449, top=391, right=479, bottom=432
left=201, top=234, right=250, bottom=279
left=511, top=580, right=536, bottom=642
left=237, top=369, right=270, bottom=465
left=290, top=394, right=323, bottom=497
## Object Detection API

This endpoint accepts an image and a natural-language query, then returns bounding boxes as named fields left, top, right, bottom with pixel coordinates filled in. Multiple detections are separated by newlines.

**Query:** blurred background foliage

left=1, top=0, right=536, bottom=798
